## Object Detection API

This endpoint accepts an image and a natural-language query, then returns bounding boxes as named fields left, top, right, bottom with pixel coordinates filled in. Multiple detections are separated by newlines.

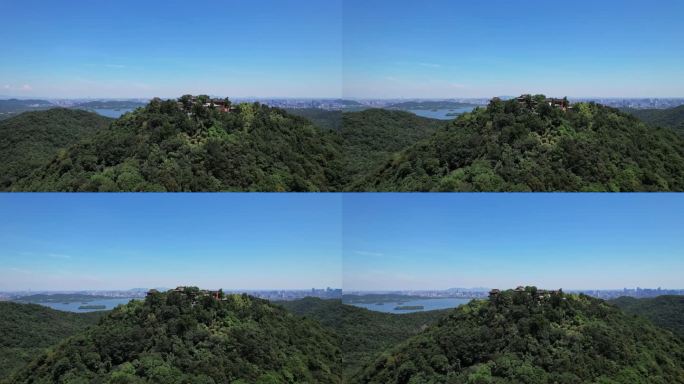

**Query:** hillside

left=353, top=287, right=684, bottom=384
left=355, top=95, right=684, bottom=191
left=340, top=109, right=445, bottom=187
left=625, top=105, right=684, bottom=135
left=7, top=287, right=342, bottom=384
left=0, top=302, right=104, bottom=380
left=10, top=96, right=342, bottom=191
left=285, top=108, right=343, bottom=131
left=277, top=298, right=450, bottom=378
left=0, top=108, right=112, bottom=189
left=0, top=99, right=54, bottom=119
left=610, top=295, right=684, bottom=339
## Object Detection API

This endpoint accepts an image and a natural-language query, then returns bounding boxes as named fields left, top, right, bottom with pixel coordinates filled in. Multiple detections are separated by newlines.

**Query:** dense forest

left=6, top=287, right=342, bottom=384
left=353, top=287, right=684, bottom=384
left=278, top=298, right=449, bottom=378
left=610, top=295, right=684, bottom=339
left=355, top=95, right=684, bottom=191
left=624, top=105, right=684, bottom=135
left=339, top=109, right=444, bottom=187
left=10, top=96, right=342, bottom=191
left=3, top=293, right=684, bottom=383
left=0, top=302, right=104, bottom=380
left=285, top=108, right=343, bottom=131
left=4, top=95, right=684, bottom=191
left=0, top=108, right=112, bottom=189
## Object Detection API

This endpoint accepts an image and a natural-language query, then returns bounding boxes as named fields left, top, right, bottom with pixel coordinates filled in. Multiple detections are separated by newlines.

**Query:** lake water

left=349, top=297, right=472, bottom=314
left=408, top=106, right=476, bottom=120
left=93, top=108, right=134, bottom=118
left=35, top=298, right=139, bottom=313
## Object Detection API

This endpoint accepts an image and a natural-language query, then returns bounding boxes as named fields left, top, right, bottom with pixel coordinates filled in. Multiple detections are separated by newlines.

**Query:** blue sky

left=3, top=0, right=682, bottom=99
left=0, top=0, right=342, bottom=98
left=343, top=0, right=684, bottom=98
left=343, top=194, right=684, bottom=291
left=0, top=194, right=342, bottom=291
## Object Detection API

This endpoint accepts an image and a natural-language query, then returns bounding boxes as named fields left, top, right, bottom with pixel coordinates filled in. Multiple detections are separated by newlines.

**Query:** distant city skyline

left=342, top=194, right=684, bottom=291
left=0, top=194, right=342, bottom=290
left=2, top=0, right=683, bottom=99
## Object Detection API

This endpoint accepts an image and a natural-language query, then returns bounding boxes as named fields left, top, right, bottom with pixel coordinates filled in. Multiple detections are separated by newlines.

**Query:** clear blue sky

left=343, top=194, right=684, bottom=291
left=0, top=194, right=342, bottom=291
left=0, top=0, right=342, bottom=98
left=343, top=0, right=684, bottom=98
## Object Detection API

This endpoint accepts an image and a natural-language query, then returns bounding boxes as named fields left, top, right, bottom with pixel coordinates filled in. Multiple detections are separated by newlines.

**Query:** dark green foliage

left=0, top=302, right=104, bottom=380
left=7, top=288, right=343, bottom=384
left=610, top=295, right=684, bottom=339
left=353, top=287, right=684, bottom=384
left=7, top=95, right=684, bottom=191
left=285, top=108, right=343, bottom=131
left=12, top=97, right=342, bottom=191
left=0, top=108, right=111, bottom=189
left=625, top=106, right=684, bottom=135
left=340, top=109, right=444, bottom=187
left=356, top=96, right=684, bottom=191
left=278, top=298, right=449, bottom=378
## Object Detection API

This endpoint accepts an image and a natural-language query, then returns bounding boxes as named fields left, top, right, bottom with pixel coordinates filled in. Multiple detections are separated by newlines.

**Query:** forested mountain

left=0, top=108, right=112, bottom=189
left=355, top=95, right=684, bottom=191
left=610, top=295, right=684, bottom=339
left=625, top=105, right=684, bottom=135
left=5, top=95, right=684, bottom=191
left=278, top=298, right=450, bottom=378
left=285, top=108, right=343, bottom=131
left=353, top=287, right=684, bottom=384
left=11, top=96, right=342, bottom=191
left=7, top=287, right=342, bottom=384
left=0, top=99, right=54, bottom=119
left=0, top=302, right=104, bottom=381
left=340, top=109, right=444, bottom=187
